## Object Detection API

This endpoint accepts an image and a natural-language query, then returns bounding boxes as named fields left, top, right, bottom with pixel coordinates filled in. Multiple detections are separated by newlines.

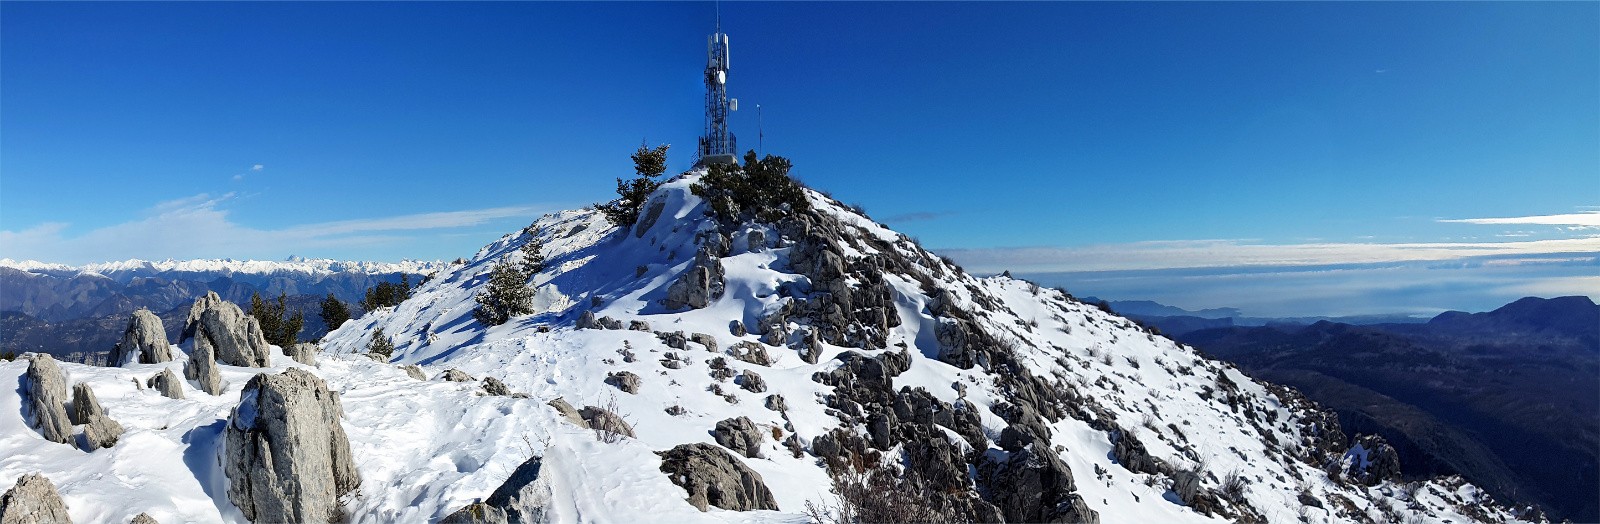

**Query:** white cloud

left=1439, top=211, right=1600, bottom=227
left=252, top=164, right=264, bottom=171
left=0, top=193, right=553, bottom=264
left=939, top=237, right=1600, bottom=273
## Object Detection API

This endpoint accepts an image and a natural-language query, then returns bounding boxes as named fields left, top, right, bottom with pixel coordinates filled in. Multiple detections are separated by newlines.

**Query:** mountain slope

left=0, top=172, right=1538, bottom=523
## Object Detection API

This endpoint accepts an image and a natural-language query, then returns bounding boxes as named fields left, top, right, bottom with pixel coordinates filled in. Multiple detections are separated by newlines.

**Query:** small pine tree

left=248, top=292, right=301, bottom=347
left=319, top=293, right=351, bottom=332
left=360, top=278, right=412, bottom=311
left=520, top=236, right=546, bottom=275
left=596, top=143, right=669, bottom=227
left=691, top=150, right=809, bottom=222
left=473, top=258, right=535, bottom=326
left=368, top=327, right=395, bottom=361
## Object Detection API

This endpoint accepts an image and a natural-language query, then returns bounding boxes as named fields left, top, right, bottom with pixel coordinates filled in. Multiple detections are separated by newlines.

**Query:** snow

left=0, top=257, right=442, bottom=281
left=0, top=172, right=1534, bottom=524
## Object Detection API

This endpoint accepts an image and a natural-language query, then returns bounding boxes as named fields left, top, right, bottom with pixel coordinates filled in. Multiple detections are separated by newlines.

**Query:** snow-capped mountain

left=0, top=258, right=441, bottom=281
left=0, top=172, right=1541, bottom=523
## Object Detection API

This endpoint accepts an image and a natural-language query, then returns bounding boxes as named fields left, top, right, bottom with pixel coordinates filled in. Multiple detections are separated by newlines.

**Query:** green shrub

left=691, top=150, right=809, bottom=223
left=596, top=143, right=669, bottom=227
left=473, top=258, right=535, bottom=326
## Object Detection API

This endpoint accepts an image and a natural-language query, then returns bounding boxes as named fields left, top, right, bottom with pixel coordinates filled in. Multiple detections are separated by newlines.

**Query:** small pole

left=758, top=104, right=764, bottom=156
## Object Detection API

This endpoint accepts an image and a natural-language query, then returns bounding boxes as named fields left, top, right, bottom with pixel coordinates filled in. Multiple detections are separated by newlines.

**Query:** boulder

left=764, top=394, right=787, bottom=412
left=441, top=455, right=551, bottom=524
left=737, top=371, right=766, bottom=394
left=727, top=341, right=771, bottom=367
left=657, top=331, right=687, bottom=350
left=224, top=368, right=360, bottom=523
left=606, top=371, right=641, bottom=394
left=146, top=368, right=185, bottom=399
left=656, top=443, right=778, bottom=512
left=180, top=291, right=226, bottom=342
left=576, top=310, right=601, bottom=330
left=664, top=246, right=726, bottom=310
left=628, top=320, right=651, bottom=332
left=729, top=320, right=747, bottom=337
left=711, top=416, right=764, bottom=458
left=183, top=341, right=225, bottom=395
left=287, top=342, right=318, bottom=366
left=547, top=398, right=588, bottom=429
left=108, top=309, right=173, bottom=366
left=440, top=369, right=475, bottom=382
left=482, top=377, right=512, bottom=396
left=186, top=293, right=272, bottom=368
left=579, top=405, right=635, bottom=439
left=401, top=365, right=427, bottom=381
left=0, top=472, right=72, bottom=524
left=439, top=502, right=506, bottom=524
left=1172, top=470, right=1202, bottom=505
left=71, top=383, right=123, bottom=451
left=24, top=355, right=73, bottom=445
left=1345, top=434, right=1402, bottom=486
left=979, top=445, right=1098, bottom=524
left=598, top=316, right=624, bottom=330
left=689, top=333, right=717, bottom=352
left=130, top=513, right=158, bottom=524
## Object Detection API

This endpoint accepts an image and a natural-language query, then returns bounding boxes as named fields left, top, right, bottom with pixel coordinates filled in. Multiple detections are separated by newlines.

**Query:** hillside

left=0, top=170, right=1540, bottom=523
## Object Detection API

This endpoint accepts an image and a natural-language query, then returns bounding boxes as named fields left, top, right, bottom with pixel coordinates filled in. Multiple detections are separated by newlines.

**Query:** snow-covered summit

left=0, top=257, right=442, bottom=281
left=0, top=171, right=1541, bottom=523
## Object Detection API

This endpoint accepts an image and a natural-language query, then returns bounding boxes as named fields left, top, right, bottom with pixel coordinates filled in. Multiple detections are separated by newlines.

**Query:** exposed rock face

left=108, top=309, right=173, bottom=366
left=185, top=293, right=272, bottom=368
left=737, top=371, right=766, bottom=393
left=0, top=473, right=72, bottom=524
left=547, top=398, right=588, bottom=429
left=130, top=513, right=158, bottom=524
left=656, top=331, right=687, bottom=350
left=711, top=416, right=764, bottom=458
left=183, top=341, right=224, bottom=395
left=634, top=201, right=666, bottom=237
left=656, top=443, right=778, bottom=512
left=482, top=376, right=512, bottom=396
left=664, top=244, right=725, bottom=310
left=71, top=383, right=124, bottom=451
left=24, top=355, right=73, bottom=445
left=764, top=394, right=787, bottom=412
left=689, top=333, right=717, bottom=352
left=579, top=405, right=635, bottom=439
left=1345, top=434, right=1403, bottom=486
left=441, top=455, right=551, bottom=524
left=727, top=341, right=771, bottom=367
left=606, top=371, right=641, bottom=394
left=440, top=369, right=475, bottom=382
left=224, top=368, right=359, bottom=523
left=729, top=320, right=747, bottom=337
left=599, top=316, right=624, bottom=330
left=287, top=343, right=318, bottom=366
left=628, top=320, right=651, bottom=332
left=147, top=368, right=185, bottom=399
left=576, top=310, right=601, bottom=330
left=401, top=365, right=427, bottom=381
left=1172, top=469, right=1202, bottom=505
left=978, top=444, right=1098, bottom=524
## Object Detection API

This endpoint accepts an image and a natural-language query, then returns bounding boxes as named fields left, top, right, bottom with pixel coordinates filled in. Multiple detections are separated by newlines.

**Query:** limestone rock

left=628, top=320, right=651, bottom=332
left=729, top=320, right=747, bottom=337
left=664, top=245, right=726, bottom=310
left=657, top=443, right=778, bottom=512
left=108, top=309, right=173, bottom=366
left=440, top=369, right=475, bottom=382
left=580, top=405, right=635, bottom=439
left=576, top=310, right=601, bottom=330
left=180, top=291, right=226, bottom=343
left=711, top=416, right=764, bottom=458
left=978, top=444, right=1098, bottom=524
left=737, top=371, right=766, bottom=394
left=547, top=398, right=588, bottom=429
left=482, top=376, right=512, bottom=396
left=1345, top=434, right=1402, bottom=486
left=185, top=293, right=271, bottom=368
left=598, top=316, right=624, bottom=330
left=24, top=355, right=73, bottom=445
left=440, top=502, right=507, bottom=524
left=443, top=455, right=551, bottom=524
left=130, top=513, right=158, bottom=524
left=71, top=383, right=124, bottom=451
left=287, top=342, right=318, bottom=366
left=147, top=368, right=184, bottom=399
left=183, top=341, right=225, bottom=395
left=606, top=371, right=641, bottom=394
left=727, top=341, right=771, bottom=367
left=224, top=368, right=359, bottom=523
left=401, top=365, right=427, bottom=381
left=0, top=472, right=72, bottom=524
left=689, top=333, right=717, bottom=352
left=764, top=394, right=787, bottom=412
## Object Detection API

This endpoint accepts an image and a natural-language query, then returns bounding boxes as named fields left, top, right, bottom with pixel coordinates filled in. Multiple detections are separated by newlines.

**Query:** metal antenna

left=758, top=104, right=764, bottom=156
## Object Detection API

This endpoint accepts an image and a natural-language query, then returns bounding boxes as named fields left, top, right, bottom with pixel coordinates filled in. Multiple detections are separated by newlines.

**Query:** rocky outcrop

left=287, top=343, right=318, bottom=366
left=147, top=368, right=184, bottom=399
left=71, top=383, right=124, bottom=451
left=712, top=417, right=764, bottom=458
left=441, top=455, right=551, bottom=524
left=547, top=398, right=588, bottom=429
left=185, top=292, right=271, bottom=368
left=24, top=355, right=73, bottom=445
left=764, top=394, right=787, bottom=412
left=727, top=341, right=771, bottom=367
left=576, top=310, right=601, bottom=330
left=689, top=333, right=717, bottom=352
left=482, top=377, right=512, bottom=396
left=664, top=244, right=726, bottom=310
left=108, top=309, right=172, bottom=366
left=183, top=341, right=224, bottom=395
left=737, top=371, right=766, bottom=393
left=130, top=513, right=158, bottom=524
left=656, top=443, right=778, bottom=512
left=628, top=320, right=651, bottom=332
left=606, top=371, right=641, bottom=394
left=579, top=405, right=635, bottom=439
left=224, top=368, right=359, bottom=523
left=401, top=365, right=426, bottom=381
left=440, top=369, right=475, bottom=382
left=0, top=473, right=72, bottom=524
left=1345, top=434, right=1402, bottom=486
left=978, top=444, right=1098, bottom=524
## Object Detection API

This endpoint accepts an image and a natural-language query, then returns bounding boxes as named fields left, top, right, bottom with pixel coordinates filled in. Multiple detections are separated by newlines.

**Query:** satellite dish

left=717, top=70, right=726, bottom=84
left=730, top=98, right=739, bottom=111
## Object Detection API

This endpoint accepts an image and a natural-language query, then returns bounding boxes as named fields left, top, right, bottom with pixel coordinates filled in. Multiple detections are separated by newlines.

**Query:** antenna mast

left=697, top=4, right=737, bottom=166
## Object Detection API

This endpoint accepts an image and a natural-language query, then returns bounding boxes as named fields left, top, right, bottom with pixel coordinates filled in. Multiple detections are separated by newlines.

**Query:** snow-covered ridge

left=1, top=257, right=443, bottom=279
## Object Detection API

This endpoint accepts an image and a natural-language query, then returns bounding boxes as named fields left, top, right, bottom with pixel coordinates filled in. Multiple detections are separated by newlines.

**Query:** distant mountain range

left=1166, top=295, right=1599, bottom=522
left=1082, top=297, right=1432, bottom=337
left=0, top=258, right=439, bottom=360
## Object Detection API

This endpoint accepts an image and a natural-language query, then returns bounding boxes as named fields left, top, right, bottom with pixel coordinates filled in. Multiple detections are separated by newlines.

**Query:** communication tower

left=697, top=21, right=738, bottom=166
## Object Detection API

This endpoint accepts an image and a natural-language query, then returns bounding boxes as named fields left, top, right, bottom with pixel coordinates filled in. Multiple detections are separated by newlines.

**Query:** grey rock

left=1345, top=434, right=1403, bottom=486
left=109, top=309, right=173, bottom=366
left=979, top=445, right=1097, bottom=524
left=183, top=341, right=225, bottom=395
left=795, top=328, right=821, bottom=365
left=451, top=455, right=553, bottom=523
left=547, top=398, right=588, bottom=429
left=440, top=369, right=475, bottom=382
left=576, top=310, right=601, bottom=330
left=1172, top=470, right=1201, bottom=505
left=180, top=291, right=226, bottom=342
left=634, top=200, right=666, bottom=237
left=147, top=368, right=185, bottom=399
left=287, top=342, right=318, bottom=366
left=0, top=472, right=72, bottom=524
left=657, top=331, right=687, bottom=350
left=130, top=513, right=159, bottom=524
left=483, top=376, right=512, bottom=396
left=764, top=394, right=787, bottom=412
left=606, top=371, right=641, bottom=394
left=665, top=245, right=727, bottom=310
left=71, top=383, right=124, bottom=451
left=187, top=293, right=272, bottom=368
left=727, top=341, right=771, bottom=367
left=598, top=316, right=624, bottom=330
left=24, top=355, right=73, bottom=445
left=689, top=333, right=717, bottom=352
left=729, top=320, right=747, bottom=337
left=712, top=416, right=764, bottom=458
left=628, top=320, right=651, bottom=332
left=401, top=365, right=427, bottom=381
left=440, top=502, right=507, bottom=524
left=656, top=443, right=778, bottom=512
left=580, top=405, right=634, bottom=439
left=737, top=371, right=766, bottom=394
left=224, top=368, right=359, bottom=523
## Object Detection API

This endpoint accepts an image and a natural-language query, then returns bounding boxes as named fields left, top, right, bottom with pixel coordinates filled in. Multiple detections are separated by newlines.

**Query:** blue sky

left=2, top=2, right=1596, bottom=316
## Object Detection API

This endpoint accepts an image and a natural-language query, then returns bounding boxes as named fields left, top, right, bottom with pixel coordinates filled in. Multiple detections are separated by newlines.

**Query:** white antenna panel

left=730, top=99, right=739, bottom=111
left=717, top=71, right=726, bottom=84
